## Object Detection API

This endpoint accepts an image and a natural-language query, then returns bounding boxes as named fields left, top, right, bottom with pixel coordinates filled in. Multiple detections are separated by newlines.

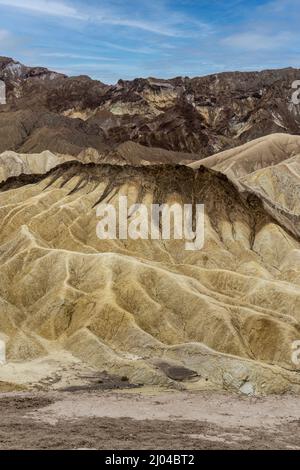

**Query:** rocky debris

left=60, top=371, right=140, bottom=392
left=153, top=360, right=199, bottom=382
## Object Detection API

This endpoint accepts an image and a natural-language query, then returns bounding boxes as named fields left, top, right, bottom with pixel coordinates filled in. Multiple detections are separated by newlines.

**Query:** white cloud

left=221, top=32, right=294, bottom=51
left=0, top=29, right=20, bottom=49
left=41, top=52, right=117, bottom=61
left=99, top=42, right=154, bottom=55
left=0, top=0, right=210, bottom=38
left=96, top=16, right=178, bottom=37
left=0, top=0, right=86, bottom=19
left=0, top=29, right=10, bottom=40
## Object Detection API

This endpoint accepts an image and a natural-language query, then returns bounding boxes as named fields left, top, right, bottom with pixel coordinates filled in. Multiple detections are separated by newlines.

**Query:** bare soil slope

left=190, top=134, right=300, bottom=238
left=1, top=161, right=300, bottom=394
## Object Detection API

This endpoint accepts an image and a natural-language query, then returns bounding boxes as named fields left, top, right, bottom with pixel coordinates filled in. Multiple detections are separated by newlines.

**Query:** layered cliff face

left=1, top=57, right=300, bottom=158
left=1, top=161, right=300, bottom=394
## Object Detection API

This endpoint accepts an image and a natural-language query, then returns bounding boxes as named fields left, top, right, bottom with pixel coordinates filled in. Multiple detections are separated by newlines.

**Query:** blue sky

left=0, top=0, right=299, bottom=83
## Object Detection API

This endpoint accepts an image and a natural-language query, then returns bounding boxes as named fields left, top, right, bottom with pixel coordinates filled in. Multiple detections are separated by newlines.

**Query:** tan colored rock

left=0, top=162, right=300, bottom=394
left=0, top=150, right=73, bottom=183
left=190, top=134, right=300, bottom=238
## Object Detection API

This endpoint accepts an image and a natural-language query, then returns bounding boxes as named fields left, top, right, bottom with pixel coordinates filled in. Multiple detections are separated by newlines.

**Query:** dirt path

left=1, top=389, right=300, bottom=450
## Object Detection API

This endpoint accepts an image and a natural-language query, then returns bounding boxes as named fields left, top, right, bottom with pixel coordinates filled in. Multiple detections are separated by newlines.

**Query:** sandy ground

left=1, top=389, right=300, bottom=450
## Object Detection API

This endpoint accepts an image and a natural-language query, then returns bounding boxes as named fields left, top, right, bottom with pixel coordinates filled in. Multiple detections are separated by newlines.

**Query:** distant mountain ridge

left=0, top=57, right=300, bottom=159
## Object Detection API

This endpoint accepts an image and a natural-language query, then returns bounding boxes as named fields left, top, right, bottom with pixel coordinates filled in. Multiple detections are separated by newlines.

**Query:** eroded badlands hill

left=190, top=134, right=300, bottom=238
left=1, top=161, right=300, bottom=394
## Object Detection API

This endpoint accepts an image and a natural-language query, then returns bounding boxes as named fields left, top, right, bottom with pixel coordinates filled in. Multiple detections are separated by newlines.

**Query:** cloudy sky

left=0, top=0, right=299, bottom=83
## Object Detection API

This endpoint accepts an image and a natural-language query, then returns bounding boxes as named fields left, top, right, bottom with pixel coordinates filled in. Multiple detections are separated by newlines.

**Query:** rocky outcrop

left=1, top=57, right=300, bottom=158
